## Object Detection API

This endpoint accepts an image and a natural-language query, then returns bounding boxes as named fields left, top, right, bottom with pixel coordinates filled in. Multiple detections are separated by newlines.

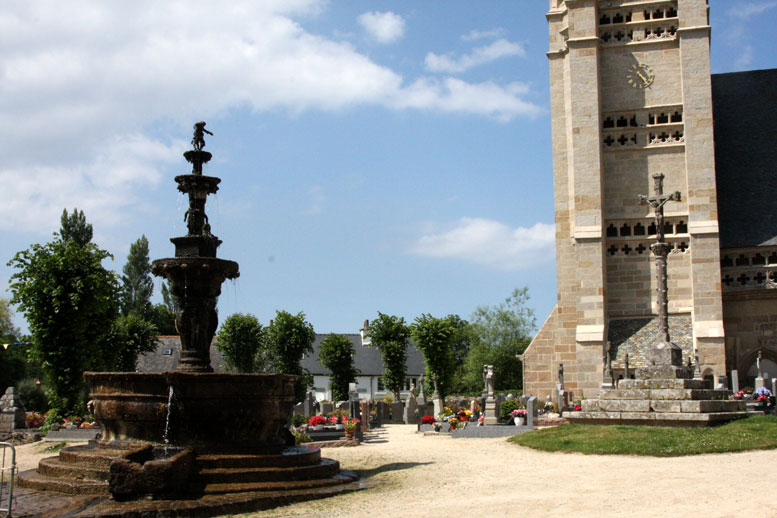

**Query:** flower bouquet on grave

left=457, top=409, right=472, bottom=422
left=755, top=387, right=772, bottom=404
left=344, top=418, right=359, bottom=438
left=308, top=415, right=327, bottom=430
left=421, top=415, right=436, bottom=425
left=448, top=417, right=458, bottom=430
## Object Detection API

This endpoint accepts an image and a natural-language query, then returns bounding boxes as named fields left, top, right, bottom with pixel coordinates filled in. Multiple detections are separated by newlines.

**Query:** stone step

left=618, top=378, right=711, bottom=390
left=584, top=399, right=745, bottom=413
left=197, top=471, right=357, bottom=495
left=196, top=448, right=321, bottom=469
left=59, top=445, right=128, bottom=469
left=594, top=388, right=729, bottom=401
left=17, top=469, right=110, bottom=495
left=38, top=456, right=110, bottom=482
left=567, top=411, right=749, bottom=426
left=197, top=458, right=340, bottom=484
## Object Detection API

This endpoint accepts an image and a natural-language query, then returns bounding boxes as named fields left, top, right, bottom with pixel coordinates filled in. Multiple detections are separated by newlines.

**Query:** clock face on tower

left=626, top=63, right=655, bottom=89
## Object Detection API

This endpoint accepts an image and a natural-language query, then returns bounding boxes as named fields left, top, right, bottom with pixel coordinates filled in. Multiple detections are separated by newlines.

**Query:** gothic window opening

left=603, top=117, right=615, bottom=129
left=671, top=111, right=682, bottom=123
left=600, top=14, right=611, bottom=25
left=677, top=241, right=688, bottom=252
left=655, top=26, right=665, bottom=38
left=653, top=8, right=664, bottom=19
left=634, top=223, right=646, bottom=235
left=676, top=221, right=687, bottom=234
left=754, top=272, right=766, bottom=284
left=769, top=252, right=777, bottom=264
left=737, top=273, right=750, bottom=286
left=621, top=244, right=633, bottom=255
left=614, top=30, right=625, bottom=42
left=612, top=13, right=624, bottom=24
left=600, top=32, right=612, bottom=43
left=671, top=130, right=683, bottom=142
left=630, top=134, right=638, bottom=145
left=664, top=222, right=673, bottom=234
left=648, top=222, right=657, bottom=236
left=736, top=254, right=749, bottom=266
left=620, top=223, right=631, bottom=236
left=667, top=6, right=678, bottom=18
left=722, top=275, right=733, bottom=287
left=607, top=224, right=618, bottom=237
left=604, top=135, right=615, bottom=147
left=668, top=25, right=677, bottom=36
left=617, top=134, right=629, bottom=146
left=721, top=255, right=733, bottom=268
left=608, top=245, right=619, bottom=256
left=636, top=243, right=647, bottom=254
left=629, top=115, right=638, bottom=127
left=753, top=253, right=766, bottom=266
left=770, top=271, right=777, bottom=283
left=657, top=113, right=669, bottom=124
left=617, top=116, right=628, bottom=128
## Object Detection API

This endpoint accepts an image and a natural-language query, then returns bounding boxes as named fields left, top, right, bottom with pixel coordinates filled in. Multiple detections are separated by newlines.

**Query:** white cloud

left=461, top=28, right=506, bottom=41
left=358, top=11, right=405, bottom=43
left=304, top=185, right=325, bottom=215
left=734, top=45, right=754, bottom=70
left=425, top=39, right=525, bottom=73
left=409, top=218, right=555, bottom=271
left=0, top=2, right=541, bottom=234
left=728, top=1, right=777, bottom=19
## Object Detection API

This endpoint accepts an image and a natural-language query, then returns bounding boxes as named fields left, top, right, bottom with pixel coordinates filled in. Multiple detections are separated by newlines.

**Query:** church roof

left=713, top=68, right=777, bottom=249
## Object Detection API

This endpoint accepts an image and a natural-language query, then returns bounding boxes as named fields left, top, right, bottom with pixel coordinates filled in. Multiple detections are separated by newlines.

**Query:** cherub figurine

left=192, top=121, right=213, bottom=151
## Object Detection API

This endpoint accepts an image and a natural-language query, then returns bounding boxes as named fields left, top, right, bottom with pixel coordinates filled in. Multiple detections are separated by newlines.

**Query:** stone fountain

left=17, top=123, right=359, bottom=517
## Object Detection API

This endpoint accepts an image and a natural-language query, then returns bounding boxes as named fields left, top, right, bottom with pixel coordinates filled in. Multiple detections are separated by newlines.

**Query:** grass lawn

left=510, top=415, right=777, bottom=456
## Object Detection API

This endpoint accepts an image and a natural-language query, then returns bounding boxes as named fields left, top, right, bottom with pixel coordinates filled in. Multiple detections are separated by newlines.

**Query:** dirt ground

left=13, top=424, right=777, bottom=518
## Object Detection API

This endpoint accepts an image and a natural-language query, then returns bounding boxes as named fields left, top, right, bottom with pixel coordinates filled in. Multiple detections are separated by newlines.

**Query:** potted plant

left=344, top=418, right=359, bottom=439
left=755, top=387, right=772, bottom=407
left=308, top=415, right=327, bottom=431
left=510, top=408, right=528, bottom=426
left=448, top=417, right=458, bottom=430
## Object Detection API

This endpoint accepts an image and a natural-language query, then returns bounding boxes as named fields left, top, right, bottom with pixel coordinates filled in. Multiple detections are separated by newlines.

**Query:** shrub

left=17, top=377, right=49, bottom=412
left=291, top=428, right=311, bottom=444
left=290, top=414, right=306, bottom=427
left=499, top=400, right=521, bottom=420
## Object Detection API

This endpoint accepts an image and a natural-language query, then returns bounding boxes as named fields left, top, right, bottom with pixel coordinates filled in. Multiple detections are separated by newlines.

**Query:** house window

left=377, top=378, right=385, bottom=391
left=162, top=348, right=172, bottom=356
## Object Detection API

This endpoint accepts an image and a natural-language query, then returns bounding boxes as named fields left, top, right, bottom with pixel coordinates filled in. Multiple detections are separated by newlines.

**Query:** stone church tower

left=523, top=0, right=726, bottom=401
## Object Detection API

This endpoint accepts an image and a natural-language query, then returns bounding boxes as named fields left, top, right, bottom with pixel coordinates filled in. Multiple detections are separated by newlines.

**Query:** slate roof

left=713, top=68, right=777, bottom=249
left=136, top=334, right=426, bottom=376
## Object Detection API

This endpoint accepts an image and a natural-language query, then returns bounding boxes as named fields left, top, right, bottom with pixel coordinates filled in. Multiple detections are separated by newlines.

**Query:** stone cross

left=558, top=363, right=565, bottom=389
left=638, top=173, right=686, bottom=373
left=483, top=365, right=498, bottom=425
left=417, top=374, right=426, bottom=405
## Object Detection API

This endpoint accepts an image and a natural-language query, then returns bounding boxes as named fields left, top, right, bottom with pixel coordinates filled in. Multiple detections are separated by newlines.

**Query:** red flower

left=421, top=415, right=436, bottom=425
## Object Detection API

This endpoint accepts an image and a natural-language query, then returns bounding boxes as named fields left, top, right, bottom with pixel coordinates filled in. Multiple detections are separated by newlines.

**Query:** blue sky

left=2, top=1, right=776, bottom=335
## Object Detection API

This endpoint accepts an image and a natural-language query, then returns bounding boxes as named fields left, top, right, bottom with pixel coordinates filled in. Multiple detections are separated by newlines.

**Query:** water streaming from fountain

left=162, top=385, right=174, bottom=454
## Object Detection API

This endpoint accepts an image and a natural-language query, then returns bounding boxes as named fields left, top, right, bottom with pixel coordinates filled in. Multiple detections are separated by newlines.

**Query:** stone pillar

left=0, top=387, right=27, bottom=431
left=731, top=369, right=739, bottom=393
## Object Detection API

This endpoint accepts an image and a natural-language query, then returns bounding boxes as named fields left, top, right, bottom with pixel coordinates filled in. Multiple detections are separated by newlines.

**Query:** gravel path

left=13, top=425, right=776, bottom=518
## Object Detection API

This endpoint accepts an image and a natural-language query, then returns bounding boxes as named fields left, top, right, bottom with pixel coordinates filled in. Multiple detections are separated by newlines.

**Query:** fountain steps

left=197, top=458, right=339, bottom=484
left=197, top=449, right=321, bottom=469
left=197, top=471, right=357, bottom=495
left=38, top=457, right=110, bottom=481
left=59, top=446, right=130, bottom=469
left=18, top=469, right=110, bottom=495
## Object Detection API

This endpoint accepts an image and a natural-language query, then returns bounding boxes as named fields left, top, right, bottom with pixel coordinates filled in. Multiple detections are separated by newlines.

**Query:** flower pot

left=514, top=417, right=524, bottom=426
left=345, top=430, right=354, bottom=439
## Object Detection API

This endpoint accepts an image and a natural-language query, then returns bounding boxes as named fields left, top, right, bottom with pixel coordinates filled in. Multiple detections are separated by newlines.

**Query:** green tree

left=106, top=314, right=159, bottom=372
left=214, top=313, right=266, bottom=373
left=59, top=208, right=93, bottom=246
left=0, top=298, right=19, bottom=342
left=266, top=311, right=315, bottom=402
left=160, top=281, right=177, bottom=313
left=149, top=303, right=177, bottom=335
left=7, top=209, right=119, bottom=419
left=462, top=287, right=536, bottom=393
left=368, top=312, right=410, bottom=398
left=318, top=334, right=359, bottom=401
left=120, top=235, right=154, bottom=318
left=0, top=299, right=25, bottom=393
left=411, top=314, right=456, bottom=401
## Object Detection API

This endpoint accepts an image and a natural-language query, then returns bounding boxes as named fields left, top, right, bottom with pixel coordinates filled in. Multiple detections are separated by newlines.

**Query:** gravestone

left=772, top=378, right=777, bottom=397
left=417, top=375, right=426, bottom=405
left=302, top=391, right=315, bottom=417
left=526, top=396, right=537, bottom=430
left=483, top=365, right=498, bottom=425
left=293, top=402, right=304, bottom=416
left=419, top=402, right=434, bottom=418
left=321, top=402, right=334, bottom=416
left=433, top=395, right=444, bottom=419
left=337, top=401, right=349, bottom=412
left=716, top=375, right=728, bottom=390
left=391, top=401, right=404, bottom=424
left=376, top=401, right=388, bottom=425
left=506, top=393, right=515, bottom=401
left=731, top=369, right=739, bottom=393
left=348, top=388, right=360, bottom=426
left=496, top=393, right=505, bottom=418
left=0, top=386, right=26, bottom=431
left=403, top=393, right=418, bottom=425
left=360, top=402, right=369, bottom=433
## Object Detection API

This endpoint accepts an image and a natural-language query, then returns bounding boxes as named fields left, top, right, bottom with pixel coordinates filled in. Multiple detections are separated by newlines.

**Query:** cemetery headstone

left=391, top=401, right=405, bottom=424
left=337, top=401, right=349, bottom=411
left=302, top=391, right=315, bottom=417
left=376, top=401, right=388, bottom=425
left=433, top=396, right=444, bottom=419
left=526, top=396, right=537, bottom=429
left=506, top=393, right=515, bottom=401
left=417, top=375, right=426, bottom=405
left=483, top=365, right=498, bottom=425
left=360, top=402, right=369, bottom=433
left=772, top=378, right=777, bottom=397
left=716, top=375, right=728, bottom=390
left=321, top=402, right=334, bottom=416
left=0, top=386, right=27, bottom=431
left=731, top=369, right=739, bottom=393
left=293, top=402, right=304, bottom=416
left=404, top=393, right=418, bottom=425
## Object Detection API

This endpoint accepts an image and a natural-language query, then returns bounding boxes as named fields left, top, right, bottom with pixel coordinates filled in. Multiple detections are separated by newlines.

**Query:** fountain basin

left=86, top=372, right=298, bottom=454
